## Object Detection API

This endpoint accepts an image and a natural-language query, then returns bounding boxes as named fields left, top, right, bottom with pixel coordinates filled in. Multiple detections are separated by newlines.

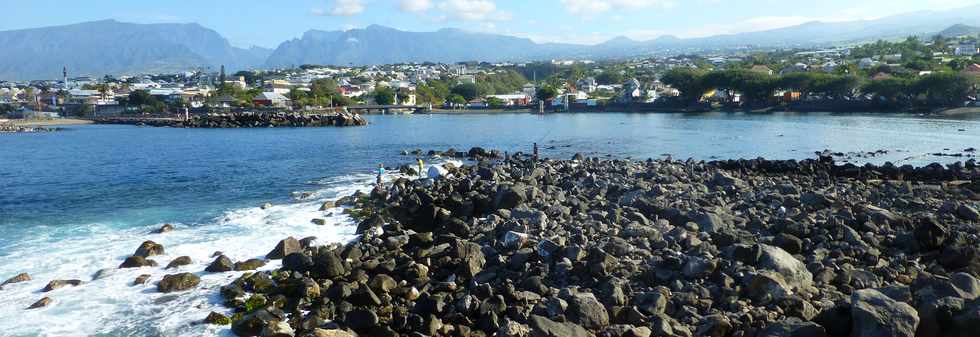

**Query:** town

left=3, top=32, right=980, bottom=123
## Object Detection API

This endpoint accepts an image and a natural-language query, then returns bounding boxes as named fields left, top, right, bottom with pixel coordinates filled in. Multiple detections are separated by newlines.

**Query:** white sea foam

left=0, top=174, right=377, bottom=337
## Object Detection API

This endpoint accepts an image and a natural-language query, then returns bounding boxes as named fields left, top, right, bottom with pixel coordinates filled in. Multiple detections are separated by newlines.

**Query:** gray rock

left=528, top=315, right=595, bottom=337
left=850, top=289, right=918, bottom=337
left=566, top=292, right=610, bottom=329
left=758, top=244, right=813, bottom=291
left=157, top=273, right=200, bottom=293
left=266, top=237, right=301, bottom=260
left=760, top=317, right=828, bottom=337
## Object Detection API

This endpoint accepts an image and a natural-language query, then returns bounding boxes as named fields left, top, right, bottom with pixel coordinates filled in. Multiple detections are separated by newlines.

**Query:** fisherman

left=376, top=163, right=385, bottom=186
left=533, top=143, right=539, bottom=162
left=417, top=157, right=425, bottom=176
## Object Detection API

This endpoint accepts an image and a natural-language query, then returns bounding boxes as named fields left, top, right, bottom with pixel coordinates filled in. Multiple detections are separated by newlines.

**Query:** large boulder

left=760, top=318, right=828, bottom=337
left=758, top=244, right=813, bottom=291
left=42, top=279, right=82, bottom=292
left=266, top=237, right=301, bottom=260
left=850, top=289, right=918, bottom=337
left=165, top=256, right=192, bottom=269
left=2, top=272, right=31, bottom=287
left=133, top=240, right=165, bottom=257
left=494, top=184, right=527, bottom=209
left=157, top=273, right=201, bottom=293
left=566, top=292, right=610, bottom=329
left=119, top=256, right=158, bottom=269
left=528, top=315, right=595, bottom=337
left=206, top=255, right=234, bottom=272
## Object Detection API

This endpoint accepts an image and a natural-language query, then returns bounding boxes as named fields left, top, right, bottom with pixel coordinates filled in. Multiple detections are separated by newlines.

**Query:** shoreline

left=204, top=152, right=980, bottom=336
left=3, top=150, right=980, bottom=336
left=10, top=118, right=94, bottom=127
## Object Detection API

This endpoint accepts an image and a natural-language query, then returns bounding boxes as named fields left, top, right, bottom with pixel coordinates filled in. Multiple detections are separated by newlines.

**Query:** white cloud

left=316, top=0, right=365, bottom=16
left=561, top=0, right=673, bottom=16
left=400, top=0, right=433, bottom=12
left=437, top=0, right=510, bottom=21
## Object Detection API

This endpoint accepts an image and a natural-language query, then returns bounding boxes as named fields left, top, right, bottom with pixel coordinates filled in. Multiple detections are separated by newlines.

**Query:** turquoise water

left=0, top=112, right=978, bottom=336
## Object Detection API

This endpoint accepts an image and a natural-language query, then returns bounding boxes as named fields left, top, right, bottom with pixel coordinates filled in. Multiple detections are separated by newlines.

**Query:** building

left=779, top=63, right=809, bottom=75
left=485, top=94, right=531, bottom=106
left=252, top=92, right=291, bottom=108
left=955, top=44, right=979, bottom=56
left=576, top=77, right=598, bottom=93
left=621, top=78, right=642, bottom=102
left=224, top=76, right=247, bottom=90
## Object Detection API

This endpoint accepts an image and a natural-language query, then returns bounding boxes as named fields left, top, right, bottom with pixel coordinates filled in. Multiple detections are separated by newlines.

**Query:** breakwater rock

left=0, top=122, right=58, bottom=133
left=97, top=112, right=367, bottom=128
left=218, top=154, right=980, bottom=337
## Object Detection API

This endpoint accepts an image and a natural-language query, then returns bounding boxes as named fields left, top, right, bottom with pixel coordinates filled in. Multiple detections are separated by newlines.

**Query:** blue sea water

left=0, top=112, right=978, bottom=336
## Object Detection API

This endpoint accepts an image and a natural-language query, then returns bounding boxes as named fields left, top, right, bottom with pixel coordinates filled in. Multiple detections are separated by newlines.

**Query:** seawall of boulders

left=210, top=152, right=980, bottom=337
left=96, top=112, right=367, bottom=128
left=0, top=122, right=58, bottom=133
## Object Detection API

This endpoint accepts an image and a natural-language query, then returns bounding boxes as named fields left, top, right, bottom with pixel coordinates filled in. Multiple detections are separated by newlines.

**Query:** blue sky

left=4, top=0, right=980, bottom=48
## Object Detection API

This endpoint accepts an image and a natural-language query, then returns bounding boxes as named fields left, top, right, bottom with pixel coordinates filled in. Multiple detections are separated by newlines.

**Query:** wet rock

left=204, top=311, right=232, bottom=325
left=850, top=289, right=918, bottom=337
left=235, top=259, right=268, bottom=271
left=134, top=240, right=165, bottom=257
left=267, top=237, right=302, bottom=260
left=311, top=218, right=327, bottom=226
left=157, top=273, right=201, bottom=293
left=42, top=279, right=82, bottom=292
left=206, top=255, right=234, bottom=272
left=233, top=308, right=279, bottom=337
left=133, top=274, right=152, bottom=285
left=261, top=203, right=273, bottom=210
left=262, top=320, right=295, bottom=337
left=119, top=256, right=158, bottom=268
left=153, top=223, right=174, bottom=234
left=2, top=272, right=32, bottom=287
left=92, top=268, right=115, bottom=280
left=165, top=256, right=193, bottom=269
left=319, top=201, right=336, bottom=211
left=27, top=297, right=52, bottom=309
left=312, top=251, right=346, bottom=278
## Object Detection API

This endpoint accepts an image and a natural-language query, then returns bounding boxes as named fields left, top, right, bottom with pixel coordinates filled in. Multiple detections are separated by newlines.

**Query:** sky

left=3, top=0, right=980, bottom=48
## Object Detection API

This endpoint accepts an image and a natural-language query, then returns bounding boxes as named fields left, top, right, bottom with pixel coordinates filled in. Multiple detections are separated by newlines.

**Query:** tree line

left=660, top=67, right=976, bottom=108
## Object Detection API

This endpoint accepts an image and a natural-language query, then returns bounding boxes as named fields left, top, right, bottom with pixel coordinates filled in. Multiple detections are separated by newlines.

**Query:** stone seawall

left=96, top=112, right=367, bottom=128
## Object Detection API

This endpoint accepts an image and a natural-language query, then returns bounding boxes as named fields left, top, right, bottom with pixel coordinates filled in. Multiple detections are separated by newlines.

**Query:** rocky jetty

left=0, top=122, right=57, bottom=133
left=211, top=152, right=980, bottom=337
left=95, top=112, right=367, bottom=128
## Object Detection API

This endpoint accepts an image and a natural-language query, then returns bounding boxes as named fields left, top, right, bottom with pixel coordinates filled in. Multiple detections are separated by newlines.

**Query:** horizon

left=4, top=0, right=980, bottom=48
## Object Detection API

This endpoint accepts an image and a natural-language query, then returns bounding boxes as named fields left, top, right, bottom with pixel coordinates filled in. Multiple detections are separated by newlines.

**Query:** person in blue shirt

left=376, top=163, right=385, bottom=186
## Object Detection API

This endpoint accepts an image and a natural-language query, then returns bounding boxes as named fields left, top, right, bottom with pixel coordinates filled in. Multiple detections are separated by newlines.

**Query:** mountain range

left=4, top=5, right=980, bottom=80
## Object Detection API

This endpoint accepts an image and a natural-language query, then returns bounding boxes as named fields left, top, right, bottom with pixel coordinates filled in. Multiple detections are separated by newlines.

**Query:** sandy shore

left=11, top=118, right=94, bottom=127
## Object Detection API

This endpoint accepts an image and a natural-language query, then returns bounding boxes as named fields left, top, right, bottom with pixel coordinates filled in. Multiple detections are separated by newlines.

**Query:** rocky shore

left=0, top=122, right=58, bottom=133
left=204, top=152, right=980, bottom=337
left=95, top=111, right=367, bottom=128
left=6, top=150, right=980, bottom=337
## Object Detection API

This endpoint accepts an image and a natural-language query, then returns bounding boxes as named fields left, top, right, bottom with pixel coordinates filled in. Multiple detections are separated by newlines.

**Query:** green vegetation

left=372, top=86, right=396, bottom=105
left=289, top=78, right=353, bottom=107
left=661, top=66, right=976, bottom=109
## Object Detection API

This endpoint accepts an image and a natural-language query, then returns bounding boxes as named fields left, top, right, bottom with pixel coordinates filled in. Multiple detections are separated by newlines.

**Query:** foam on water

left=0, top=173, right=378, bottom=337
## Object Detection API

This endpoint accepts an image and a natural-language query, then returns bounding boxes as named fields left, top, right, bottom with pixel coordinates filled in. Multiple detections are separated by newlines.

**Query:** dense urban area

left=4, top=33, right=980, bottom=120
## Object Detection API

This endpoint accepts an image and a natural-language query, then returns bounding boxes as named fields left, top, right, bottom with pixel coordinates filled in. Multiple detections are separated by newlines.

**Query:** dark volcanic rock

left=42, top=279, right=82, bottom=292
left=27, top=297, right=53, bottom=309
left=133, top=240, right=165, bottom=257
left=119, top=256, right=158, bottom=268
left=157, top=273, right=200, bottom=293
left=266, top=237, right=301, bottom=260
left=206, top=255, right=234, bottom=272
left=165, top=256, right=192, bottom=269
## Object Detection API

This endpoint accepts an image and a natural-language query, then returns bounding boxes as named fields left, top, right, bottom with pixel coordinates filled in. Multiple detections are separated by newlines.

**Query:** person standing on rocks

left=416, top=158, right=424, bottom=177
left=533, top=143, right=539, bottom=162
left=376, top=164, right=385, bottom=187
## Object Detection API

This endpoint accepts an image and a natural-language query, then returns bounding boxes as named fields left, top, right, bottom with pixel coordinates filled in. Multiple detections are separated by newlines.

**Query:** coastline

left=109, top=152, right=980, bottom=336
left=11, top=118, right=94, bottom=127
